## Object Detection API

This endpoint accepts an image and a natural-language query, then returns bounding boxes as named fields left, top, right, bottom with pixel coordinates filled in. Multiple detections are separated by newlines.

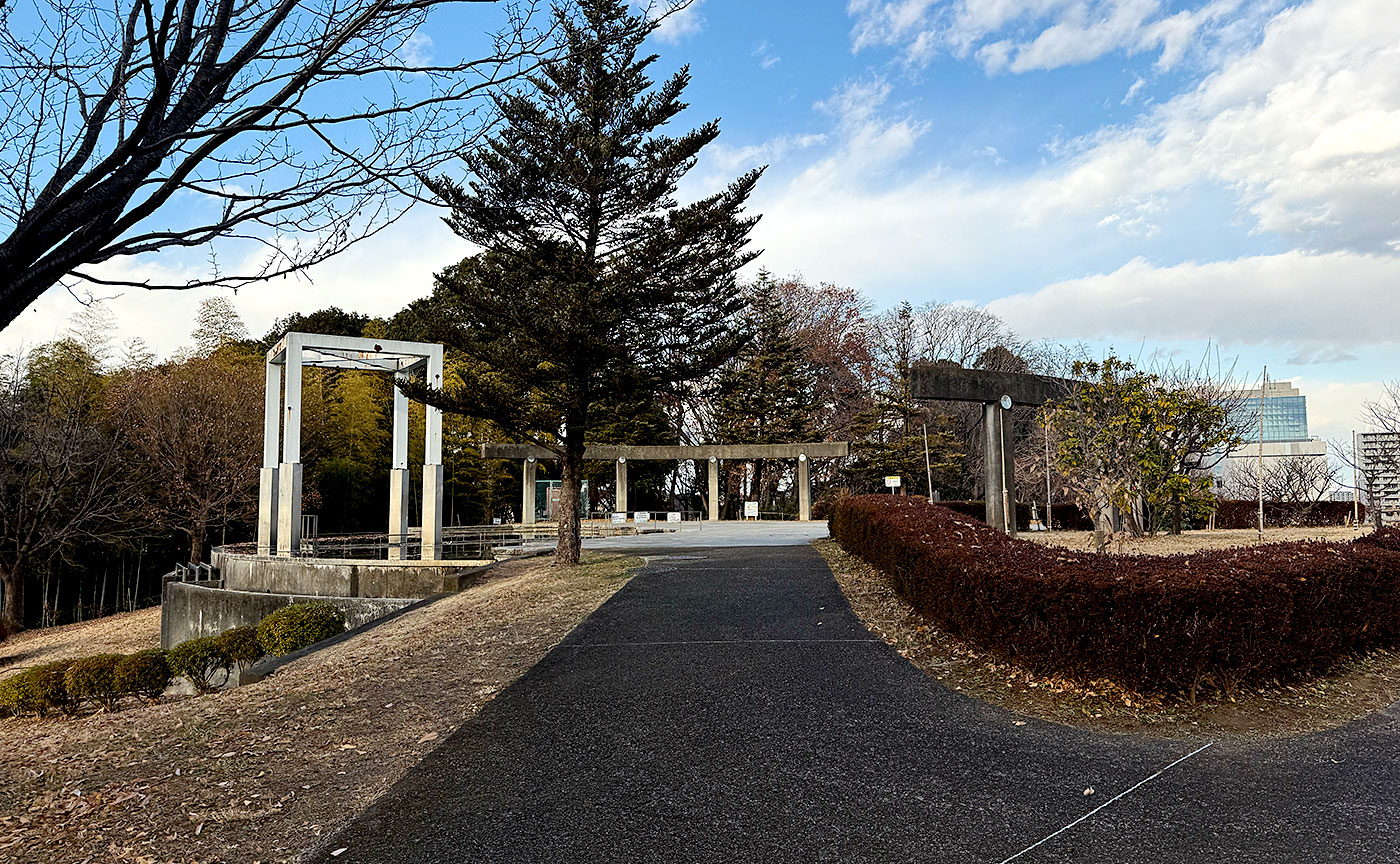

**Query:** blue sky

left=5, top=0, right=1399, bottom=445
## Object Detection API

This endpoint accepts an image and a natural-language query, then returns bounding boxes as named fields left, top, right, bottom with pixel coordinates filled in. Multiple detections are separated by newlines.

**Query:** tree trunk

left=1092, top=477, right=1113, bottom=554
left=189, top=518, right=208, bottom=566
left=555, top=443, right=584, bottom=567
left=1171, top=495, right=1184, bottom=535
left=1, top=560, right=22, bottom=632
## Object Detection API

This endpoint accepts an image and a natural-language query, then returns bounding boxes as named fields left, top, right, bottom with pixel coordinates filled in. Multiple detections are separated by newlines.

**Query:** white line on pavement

left=996, top=741, right=1216, bottom=864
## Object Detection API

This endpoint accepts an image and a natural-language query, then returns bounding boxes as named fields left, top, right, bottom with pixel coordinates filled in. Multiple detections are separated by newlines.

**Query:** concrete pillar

left=276, top=463, right=302, bottom=557
left=982, top=402, right=1017, bottom=537
left=389, top=372, right=410, bottom=560
left=421, top=349, right=444, bottom=561
left=388, top=468, right=410, bottom=560
left=798, top=454, right=811, bottom=521
left=522, top=458, right=537, bottom=525
left=615, top=458, right=628, bottom=513
left=707, top=457, right=720, bottom=521
left=422, top=464, right=444, bottom=561
left=257, top=360, right=281, bottom=555
left=276, top=336, right=303, bottom=556
left=257, top=468, right=279, bottom=556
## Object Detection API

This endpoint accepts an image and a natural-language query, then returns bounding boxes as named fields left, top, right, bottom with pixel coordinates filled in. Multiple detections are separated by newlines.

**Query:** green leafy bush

left=115, top=650, right=172, bottom=700
left=218, top=626, right=265, bottom=669
left=28, top=660, right=76, bottom=714
left=830, top=495, right=1400, bottom=698
left=257, top=602, right=346, bottom=657
left=0, top=670, right=38, bottom=716
left=167, top=637, right=232, bottom=693
left=64, top=654, right=124, bottom=710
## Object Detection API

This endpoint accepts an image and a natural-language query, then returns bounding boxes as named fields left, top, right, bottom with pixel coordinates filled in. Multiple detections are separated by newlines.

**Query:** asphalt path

left=311, top=543, right=1400, bottom=863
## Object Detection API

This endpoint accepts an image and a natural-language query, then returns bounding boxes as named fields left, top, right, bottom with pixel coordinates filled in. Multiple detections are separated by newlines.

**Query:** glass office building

left=1231, top=382, right=1309, bottom=442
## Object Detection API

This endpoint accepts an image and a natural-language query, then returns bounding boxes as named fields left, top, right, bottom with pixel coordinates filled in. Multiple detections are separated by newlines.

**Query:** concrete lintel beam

left=482, top=442, right=850, bottom=461
left=911, top=364, right=1076, bottom=407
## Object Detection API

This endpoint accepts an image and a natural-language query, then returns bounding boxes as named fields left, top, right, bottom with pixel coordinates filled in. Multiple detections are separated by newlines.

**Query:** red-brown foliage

left=830, top=495, right=1400, bottom=696
left=1209, top=499, right=1365, bottom=529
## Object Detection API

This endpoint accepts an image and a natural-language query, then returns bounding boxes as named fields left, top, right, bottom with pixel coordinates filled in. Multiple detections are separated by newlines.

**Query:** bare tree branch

left=0, top=0, right=554, bottom=330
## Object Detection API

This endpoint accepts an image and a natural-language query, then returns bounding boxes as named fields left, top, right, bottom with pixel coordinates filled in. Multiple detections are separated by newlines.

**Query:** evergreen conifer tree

left=713, top=272, right=818, bottom=511
left=408, top=0, right=762, bottom=564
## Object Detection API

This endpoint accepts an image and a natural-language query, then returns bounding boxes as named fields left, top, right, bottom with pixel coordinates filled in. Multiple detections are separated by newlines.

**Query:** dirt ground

left=0, top=551, right=641, bottom=863
left=1, top=607, right=161, bottom=675
left=1022, top=524, right=1372, bottom=555
left=816, top=538, right=1400, bottom=740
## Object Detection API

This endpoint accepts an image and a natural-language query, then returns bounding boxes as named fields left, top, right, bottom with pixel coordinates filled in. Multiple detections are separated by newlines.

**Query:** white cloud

left=1292, top=379, right=1387, bottom=444
left=1121, top=75, right=1147, bottom=104
left=752, top=40, right=781, bottom=69
left=986, top=250, right=1400, bottom=351
left=847, top=0, right=1244, bottom=73
left=644, top=0, right=705, bottom=44
left=0, top=209, right=471, bottom=361
left=1018, top=0, right=1400, bottom=255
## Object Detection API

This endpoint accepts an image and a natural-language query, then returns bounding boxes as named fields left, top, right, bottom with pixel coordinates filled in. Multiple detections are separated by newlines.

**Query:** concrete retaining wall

left=160, top=580, right=418, bottom=649
left=212, top=551, right=491, bottom=599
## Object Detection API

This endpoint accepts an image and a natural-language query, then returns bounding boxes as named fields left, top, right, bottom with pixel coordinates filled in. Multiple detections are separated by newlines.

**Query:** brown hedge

left=830, top=495, right=1400, bottom=696
left=1207, top=499, right=1365, bottom=529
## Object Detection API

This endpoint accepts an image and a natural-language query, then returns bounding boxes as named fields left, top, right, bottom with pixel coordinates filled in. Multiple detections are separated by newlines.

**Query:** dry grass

left=1022, top=524, right=1373, bottom=555
left=0, top=551, right=641, bottom=863
left=0, top=607, right=161, bottom=675
left=817, top=538, right=1400, bottom=740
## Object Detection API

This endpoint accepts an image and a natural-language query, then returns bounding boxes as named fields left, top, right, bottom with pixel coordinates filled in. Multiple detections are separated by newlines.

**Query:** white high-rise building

left=1357, top=432, right=1400, bottom=522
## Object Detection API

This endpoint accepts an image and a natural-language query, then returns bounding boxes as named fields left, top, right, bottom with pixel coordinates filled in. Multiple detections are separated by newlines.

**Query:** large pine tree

left=409, top=0, right=762, bottom=564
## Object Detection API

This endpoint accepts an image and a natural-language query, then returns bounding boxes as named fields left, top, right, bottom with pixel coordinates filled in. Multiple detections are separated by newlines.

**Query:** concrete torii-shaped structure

left=259, top=333, right=445, bottom=560
left=910, top=364, right=1073, bottom=537
left=482, top=443, right=851, bottom=523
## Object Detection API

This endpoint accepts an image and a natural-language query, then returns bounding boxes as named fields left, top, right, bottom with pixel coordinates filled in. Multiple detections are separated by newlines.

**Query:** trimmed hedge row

left=938, top=500, right=1096, bottom=532
left=830, top=495, right=1400, bottom=696
left=1208, top=499, right=1365, bottom=529
left=0, top=601, right=347, bottom=719
left=0, top=651, right=173, bottom=717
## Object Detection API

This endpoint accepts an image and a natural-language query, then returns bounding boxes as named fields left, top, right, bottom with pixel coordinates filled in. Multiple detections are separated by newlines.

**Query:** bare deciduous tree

left=0, top=0, right=550, bottom=330
left=1221, top=455, right=1339, bottom=521
left=0, top=346, right=142, bottom=631
left=116, top=351, right=263, bottom=565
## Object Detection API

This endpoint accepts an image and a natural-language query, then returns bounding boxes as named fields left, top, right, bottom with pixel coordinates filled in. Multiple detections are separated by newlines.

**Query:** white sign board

left=611, top=512, right=627, bottom=525
left=744, top=501, right=759, bottom=519
left=635, top=511, right=651, bottom=524
left=884, top=475, right=902, bottom=488
left=667, top=511, right=682, bottom=523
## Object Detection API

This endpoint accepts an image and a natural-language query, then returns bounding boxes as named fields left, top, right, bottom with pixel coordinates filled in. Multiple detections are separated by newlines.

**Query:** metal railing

left=217, top=517, right=695, bottom=561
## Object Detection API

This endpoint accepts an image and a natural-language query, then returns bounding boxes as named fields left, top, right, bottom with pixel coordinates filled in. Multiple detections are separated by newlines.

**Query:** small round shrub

left=0, top=670, right=37, bottom=716
left=218, top=626, right=265, bottom=669
left=29, top=661, right=76, bottom=716
left=114, top=650, right=172, bottom=700
left=167, top=637, right=232, bottom=694
left=256, top=602, right=345, bottom=657
left=64, top=654, right=124, bottom=711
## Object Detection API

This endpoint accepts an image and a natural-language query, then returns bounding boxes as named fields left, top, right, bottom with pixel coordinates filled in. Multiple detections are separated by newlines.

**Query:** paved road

left=312, top=544, right=1400, bottom=863
left=583, top=519, right=831, bottom=549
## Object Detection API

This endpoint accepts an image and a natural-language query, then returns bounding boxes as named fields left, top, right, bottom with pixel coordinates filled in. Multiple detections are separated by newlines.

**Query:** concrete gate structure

left=909, top=364, right=1073, bottom=537
left=259, top=333, right=446, bottom=560
left=481, top=443, right=851, bottom=523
